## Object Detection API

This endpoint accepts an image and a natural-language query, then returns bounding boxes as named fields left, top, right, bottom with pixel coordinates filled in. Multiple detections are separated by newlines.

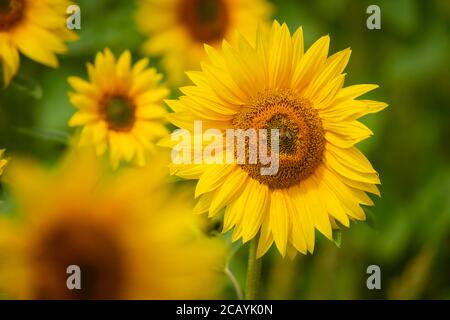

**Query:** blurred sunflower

left=0, top=149, right=7, bottom=175
left=68, top=49, right=169, bottom=169
left=165, top=22, right=388, bottom=258
left=0, top=0, right=77, bottom=86
left=0, top=149, right=226, bottom=299
left=135, top=0, right=272, bottom=84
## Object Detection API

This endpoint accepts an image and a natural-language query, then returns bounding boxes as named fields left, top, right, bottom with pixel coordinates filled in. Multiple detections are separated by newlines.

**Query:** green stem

left=224, top=266, right=244, bottom=300
left=245, top=238, right=262, bottom=300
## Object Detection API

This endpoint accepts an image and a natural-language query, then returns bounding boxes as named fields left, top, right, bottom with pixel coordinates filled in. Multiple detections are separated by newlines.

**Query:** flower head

left=135, top=0, right=272, bottom=84
left=0, top=149, right=226, bottom=299
left=68, top=49, right=169, bottom=169
left=0, top=0, right=77, bottom=86
left=165, top=21, right=388, bottom=258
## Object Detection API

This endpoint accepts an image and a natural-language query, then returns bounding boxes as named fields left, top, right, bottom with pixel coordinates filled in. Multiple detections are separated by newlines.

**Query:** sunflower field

left=0, top=0, right=449, bottom=300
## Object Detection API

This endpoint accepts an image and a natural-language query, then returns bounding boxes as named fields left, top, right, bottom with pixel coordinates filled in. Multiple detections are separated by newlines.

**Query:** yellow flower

left=0, top=149, right=226, bottom=299
left=0, top=0, right=77, bottom=86
left=68, top=49, right=170, bottom=169
left=135, top=0, right=272, bottom=84
left=165, top=22, right=388, bottom=258
left=0, top=149, right=7, bottom=175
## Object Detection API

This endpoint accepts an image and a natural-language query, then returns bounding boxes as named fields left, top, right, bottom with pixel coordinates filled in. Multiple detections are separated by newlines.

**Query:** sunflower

left=68, top=49, right=170, bottom=169
left=0, top=149, right=7, bottom=176
left=135, top=0, right=272, bottom=84
left=0, top=149, right=226, bottom=299
left=0, top=0, right=77, bottom=86
left=164, top=21, right=388, bottom=258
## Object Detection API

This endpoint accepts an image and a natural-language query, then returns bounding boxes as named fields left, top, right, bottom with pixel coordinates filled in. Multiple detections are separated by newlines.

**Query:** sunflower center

left=100, top=96, right=136, bottom=132
left=33, top=220, right=125, bottom=299
left=0, top=0, right=25, bottom=31
left=178, top=0, right=229, bottom=44
left=232, top=90, right=325, bottom=189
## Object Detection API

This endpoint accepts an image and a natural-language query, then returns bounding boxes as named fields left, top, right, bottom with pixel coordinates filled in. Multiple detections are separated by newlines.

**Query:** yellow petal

left=193, top=192, right=214, bottom=215
left=284, top=190, right=307, bottom=254
left=320, top=167, right=367, bottom=220
left=68, top=76, right=100, bottom=98
left=290, top=185, right=315, bottom=253
left=306, top=48, right=351, bottom=97
left=209, top=167, right=248, bottom=216
left=168, top=163, right=205, bottom=179
left=0, top=39, right=20, bottom=86
left=269, top=189, right=289, bottom=257
left=116, top=50, right=132, bottom=79
left=301, top=176, right=333, bottom=240
left=291, top=35, right=329, bottom=91
left=334, top=84, right=379, bottom=104
left=256, top=212, right=273, bottom=258
left=195, top=165, right=235, bottom=198
left=324, top=120, right=373, bottom=145
left=68, top=112, right=98, bottom=126
left=267, top=22, right=293, bottom=89
left=239, top=178, right=269, bottom=242
left=324, top=150, right=380, bottom=184
left=326, top=144, right=377, bottom=174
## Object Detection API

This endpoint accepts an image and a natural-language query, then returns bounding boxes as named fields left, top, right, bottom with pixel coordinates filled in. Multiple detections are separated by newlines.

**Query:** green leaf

left=14, top=127, right=69, bottom=144
left=364, top=207, right=377, bottom=229
left=332, top=229, right=342, bottom=248
left=10, top=73, right=43, bottom=100
left=224, top=238, right=244, bottom=300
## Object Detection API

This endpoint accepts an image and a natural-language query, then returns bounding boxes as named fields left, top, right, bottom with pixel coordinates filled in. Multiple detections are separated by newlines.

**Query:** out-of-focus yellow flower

left=0, top=0, right=78, bottom=86
left=0, top=148, right=226, bottom=299
left=68, top=49, right=169, bottom=169
left=0, top=149, right=7, bottom=176
left=135, top=0, right=272, bottom=84
left=165, top=21, right=388, bottom=258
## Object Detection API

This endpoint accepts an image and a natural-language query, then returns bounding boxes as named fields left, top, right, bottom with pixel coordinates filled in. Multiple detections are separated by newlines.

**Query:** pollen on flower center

left=178, top=0, right=229, bottom=43
left=0, top=0, right=25, bottom=31
left=100, top=95, right=136, bottom=132
left=232, top=90, right=325, bottom=189
left=34, top=221, right=125, bottom=299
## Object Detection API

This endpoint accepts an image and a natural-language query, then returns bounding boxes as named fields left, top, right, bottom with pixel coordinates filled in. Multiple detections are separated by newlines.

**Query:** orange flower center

left=0, top=0, right=25, bottom=31
left=232, top=90, right=325, bottom=189
left=100, top=95, right=136, bottom=132
left=178, top=0, right=229, bottom=44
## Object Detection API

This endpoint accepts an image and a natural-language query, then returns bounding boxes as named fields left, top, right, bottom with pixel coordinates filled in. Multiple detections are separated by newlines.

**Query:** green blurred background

left=0, top=0, right=449, bottom=299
